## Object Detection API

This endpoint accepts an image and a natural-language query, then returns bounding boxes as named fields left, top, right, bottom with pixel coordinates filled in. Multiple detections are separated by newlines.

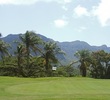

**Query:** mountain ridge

left=1, top=34, right=110, bottom=63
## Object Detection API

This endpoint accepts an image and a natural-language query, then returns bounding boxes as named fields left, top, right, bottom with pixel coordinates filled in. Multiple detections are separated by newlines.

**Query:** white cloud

left=53, top=0, right=72, bottom=4
left=64, top=0, right=72, bottom=4
left=77, top=26, right=87, bottom=32
left=54, top=19, right=68, bottom=28
left=62, top=5, right=68, bottom=11
left=0, top=0, right=72, bottom=5
left=92, top=0, right=110, bottom=26
left=0, top=0, right=39, bottom=5
left=74, top=5, right=89, bottom=17
left=61, top=0, right=72, bottom=11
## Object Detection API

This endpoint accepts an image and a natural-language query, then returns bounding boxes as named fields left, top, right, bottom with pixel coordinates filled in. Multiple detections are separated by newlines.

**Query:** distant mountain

left=1, top=34, right=54, bottom=55
left=1, top=34, right=110, bottom=64
left=57, top=41, right=110, bottom=62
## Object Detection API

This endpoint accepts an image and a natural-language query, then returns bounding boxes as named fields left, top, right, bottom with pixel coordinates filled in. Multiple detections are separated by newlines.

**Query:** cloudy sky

left=0, top=0, right=110, bottom=46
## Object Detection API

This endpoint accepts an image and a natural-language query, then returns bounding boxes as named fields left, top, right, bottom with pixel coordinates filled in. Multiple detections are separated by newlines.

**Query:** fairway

left=0, top=77, right=110, bottom=100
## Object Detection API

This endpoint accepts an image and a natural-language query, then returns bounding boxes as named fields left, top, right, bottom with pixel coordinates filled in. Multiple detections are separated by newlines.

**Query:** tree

left=19, top=31, right=42, bottom=76
left=75, top=49, right=91, bottom=77
left=90, top=50, right=110, bottom=79
left=15, top=44, right=26, bottom=76
left=41, top=42, right=64, bottom=76
left=0, top=40, right=10, bottom=64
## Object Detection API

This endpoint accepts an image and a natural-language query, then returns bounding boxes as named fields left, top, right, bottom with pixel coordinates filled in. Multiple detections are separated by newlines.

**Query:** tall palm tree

left=19, top=31, right=42, bottom=75
left=0, top=40, right=10, bottom=64
left=42, top=42, right=64, bottom=76
left=15, top=44, right=26, bottom=76
left=75, top=49, right=91, bottom=77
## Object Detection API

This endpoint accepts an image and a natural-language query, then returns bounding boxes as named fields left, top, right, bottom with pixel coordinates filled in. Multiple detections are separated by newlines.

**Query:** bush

left=55, top=66, right=76, bottom=77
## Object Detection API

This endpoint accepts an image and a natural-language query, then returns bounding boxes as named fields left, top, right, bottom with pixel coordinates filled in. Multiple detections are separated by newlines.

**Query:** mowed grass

left=0, top=77, right=110, bottom=100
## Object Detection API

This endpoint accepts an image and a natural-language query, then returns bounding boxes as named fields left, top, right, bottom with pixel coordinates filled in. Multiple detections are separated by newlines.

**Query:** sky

left=0, top=0, right=110, bottom=46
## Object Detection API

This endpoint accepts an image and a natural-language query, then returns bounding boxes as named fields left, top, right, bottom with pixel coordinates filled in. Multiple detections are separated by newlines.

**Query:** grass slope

left=0, top=77, right=110, bottom=100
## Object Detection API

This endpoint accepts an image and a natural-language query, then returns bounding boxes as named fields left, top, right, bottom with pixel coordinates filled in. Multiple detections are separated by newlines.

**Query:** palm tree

left=75, top=49, right=91, bottom=77
left=15, top=44, right=26, bottom=76
left=42, top=42, right=64, bottom=76
left=0, top=40, right=10, bottom=64
left=90, top=50, right=110, bottom=79
left=19, top=31, right=42, bottom=75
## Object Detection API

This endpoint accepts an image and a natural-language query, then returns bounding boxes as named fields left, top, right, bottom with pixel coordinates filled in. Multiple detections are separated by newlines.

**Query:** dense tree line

left=75, top=49, right=110, bottom=79
left=0, top=31, right=64, bottom=77
left=0, top=31, right=110, bottom=79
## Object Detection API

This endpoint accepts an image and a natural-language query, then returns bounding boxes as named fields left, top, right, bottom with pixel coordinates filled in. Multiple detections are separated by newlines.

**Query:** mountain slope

left=1, top=34, right=110, bottom=63
left=58, top=41, right=110, bottom=62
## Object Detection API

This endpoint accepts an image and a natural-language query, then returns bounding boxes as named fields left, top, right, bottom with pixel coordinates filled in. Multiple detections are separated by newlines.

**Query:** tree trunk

left=82, top=67, right=87, bottom=77
left=18, top=57, right=25, bottom=77
left=80, top=61, right=87, bottom=77
left=45, top=54, right=49, bottom=76
left=26, top=46, right=30, bottom=77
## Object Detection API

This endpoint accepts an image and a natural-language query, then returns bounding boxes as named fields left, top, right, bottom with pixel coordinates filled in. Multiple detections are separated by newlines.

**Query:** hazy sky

left=0, top=0, right=110, bottom=46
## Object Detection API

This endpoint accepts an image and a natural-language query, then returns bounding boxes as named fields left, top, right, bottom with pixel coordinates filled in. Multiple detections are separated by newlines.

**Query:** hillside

left=1, top=34, right=110, bottom=63
left=58, top=41, right=110, bottom=62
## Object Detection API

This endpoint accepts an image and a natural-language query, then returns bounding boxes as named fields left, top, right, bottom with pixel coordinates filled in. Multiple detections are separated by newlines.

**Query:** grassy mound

left=0, top=77, right=110, bottom=100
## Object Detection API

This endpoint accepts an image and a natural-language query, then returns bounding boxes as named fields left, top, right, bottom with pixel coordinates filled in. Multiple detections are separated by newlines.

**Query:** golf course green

left=0, top=76, right=110, bottom=100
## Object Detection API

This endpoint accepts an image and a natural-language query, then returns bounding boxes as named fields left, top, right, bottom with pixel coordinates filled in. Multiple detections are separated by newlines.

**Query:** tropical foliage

left=74, top=49, right=91, bottom=77
left=0, top=31, right=64, bottom=77
left=0, top=31, right=110, bottom=78
left=0, top=41, right=10, bottom=64
left=90, top=50, right=110, bottom=79
left=19, top=31, right=42, bottom=76
left=41, top=42, right=64, bottom=76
